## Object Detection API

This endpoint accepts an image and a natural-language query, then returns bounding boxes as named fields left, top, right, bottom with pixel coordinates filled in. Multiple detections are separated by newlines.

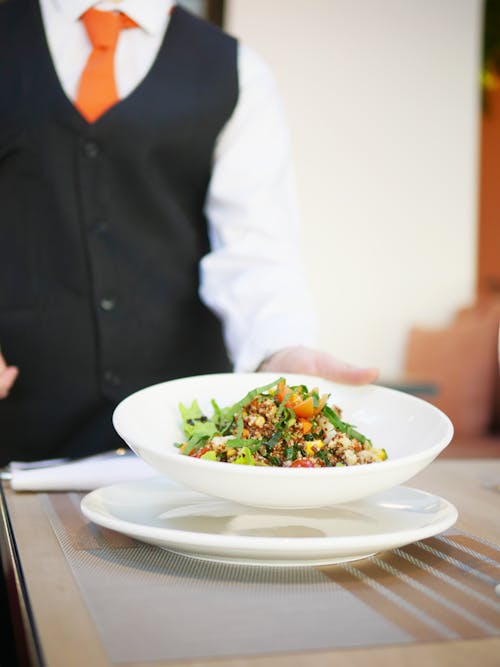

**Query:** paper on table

left=8, top=451, right=157, bottom=491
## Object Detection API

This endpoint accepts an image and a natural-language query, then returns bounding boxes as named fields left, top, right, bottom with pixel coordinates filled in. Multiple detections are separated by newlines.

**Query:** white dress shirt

left=39, top=0, right=317, bottom=371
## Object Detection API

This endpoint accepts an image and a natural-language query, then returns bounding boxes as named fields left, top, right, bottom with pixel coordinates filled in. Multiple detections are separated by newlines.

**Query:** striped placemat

left=40, top=492, right=500, bottom=664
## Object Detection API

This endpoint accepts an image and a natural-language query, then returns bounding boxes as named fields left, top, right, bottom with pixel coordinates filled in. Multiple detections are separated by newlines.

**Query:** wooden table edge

left=0, top=482, right=44, bottom=667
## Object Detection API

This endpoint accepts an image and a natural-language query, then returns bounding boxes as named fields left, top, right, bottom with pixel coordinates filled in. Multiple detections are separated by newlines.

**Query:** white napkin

left=7, top=450, right=157, bottom=491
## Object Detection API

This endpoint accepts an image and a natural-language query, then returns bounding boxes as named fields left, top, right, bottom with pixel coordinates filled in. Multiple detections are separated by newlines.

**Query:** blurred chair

left=404, top=297, right=500, bottom=438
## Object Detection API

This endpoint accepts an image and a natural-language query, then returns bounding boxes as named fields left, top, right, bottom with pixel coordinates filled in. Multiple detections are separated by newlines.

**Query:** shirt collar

left=51, top=0, right=174, bottom=35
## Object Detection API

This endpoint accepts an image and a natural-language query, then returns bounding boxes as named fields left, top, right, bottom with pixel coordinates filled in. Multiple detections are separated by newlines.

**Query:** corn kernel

left=304, top=440, right=323, bottom=456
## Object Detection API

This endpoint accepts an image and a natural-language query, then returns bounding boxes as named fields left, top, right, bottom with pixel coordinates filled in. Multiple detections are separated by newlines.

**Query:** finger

left=318, top=352, right=379, bottom=384
left=0, top=351, right=7, bottom=373
left=287, top=349, right=378, bottom=385
left=0, top=365, right=19, bottom=398
left=258, top=347, right=315, bottom=375
left=324, top=362, right=379, bottom=385
left=259, top=347, right=378, bottom=386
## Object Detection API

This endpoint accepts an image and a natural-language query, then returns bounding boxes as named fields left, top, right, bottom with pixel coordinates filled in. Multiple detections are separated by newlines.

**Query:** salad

left=176, top=377, right=387, bottom=468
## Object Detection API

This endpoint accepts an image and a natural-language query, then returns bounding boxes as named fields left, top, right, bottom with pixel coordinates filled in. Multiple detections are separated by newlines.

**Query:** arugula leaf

left=179, top=400, right=204, bottom=437
left=233, top=446, right=256, bottom=465
left=185, top=419, right=217, bottom=441
left=211, top=399, right=222, bottom=422
left=200, top=450, right=217, bottom=461
left=179, top=400, right=218, bottom=455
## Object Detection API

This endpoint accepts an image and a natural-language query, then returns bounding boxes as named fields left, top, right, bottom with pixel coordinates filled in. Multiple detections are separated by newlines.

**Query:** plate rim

left=80, top=477, right=458, bottom=559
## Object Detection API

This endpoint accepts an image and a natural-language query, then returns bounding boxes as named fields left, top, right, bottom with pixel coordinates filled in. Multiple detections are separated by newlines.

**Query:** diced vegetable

left=175, top=378, right=386, bottom=468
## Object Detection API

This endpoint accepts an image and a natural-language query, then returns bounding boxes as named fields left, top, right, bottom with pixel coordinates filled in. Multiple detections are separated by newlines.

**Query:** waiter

left=0, top=0, right=376, bottom=465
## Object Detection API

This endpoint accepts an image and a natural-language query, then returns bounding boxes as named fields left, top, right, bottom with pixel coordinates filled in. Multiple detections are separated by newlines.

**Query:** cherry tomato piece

left=291, top=459, right=315, bottom=468
left=291, top=396, right=315, bottom=418
left=299, top=418, right=312, bottom=434
left=277, top=380, right=293, bottom=404
left=191, top=446, right=211, bottom=458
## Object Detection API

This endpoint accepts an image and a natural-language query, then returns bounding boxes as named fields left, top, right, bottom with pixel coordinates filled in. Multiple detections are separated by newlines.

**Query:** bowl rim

left=112, top=372, right=454, bottom=477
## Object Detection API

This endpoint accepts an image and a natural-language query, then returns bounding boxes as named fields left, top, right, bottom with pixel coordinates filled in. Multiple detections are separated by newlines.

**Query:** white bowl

left=112, top=373, right=453, bottom=509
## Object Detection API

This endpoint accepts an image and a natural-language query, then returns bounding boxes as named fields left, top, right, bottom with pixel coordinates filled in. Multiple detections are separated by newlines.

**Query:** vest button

left=104, top=370, right=121, bottom=386
left=100, top=298, right=116, bottom=311
left=83, top=140, right=100, bottom=158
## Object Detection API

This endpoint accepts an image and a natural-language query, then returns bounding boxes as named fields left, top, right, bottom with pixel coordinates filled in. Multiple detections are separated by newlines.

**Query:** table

left=1, top=458, right=499, bottom=667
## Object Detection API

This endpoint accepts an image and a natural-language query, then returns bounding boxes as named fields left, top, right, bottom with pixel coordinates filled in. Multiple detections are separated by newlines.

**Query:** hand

left=258, top=346, right=378, bottom=385
left=0, top=351, right=19, bottom=399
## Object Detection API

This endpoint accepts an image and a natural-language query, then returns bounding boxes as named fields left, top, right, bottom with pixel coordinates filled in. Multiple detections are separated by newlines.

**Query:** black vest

left=0, top=1, right=237, bottom=463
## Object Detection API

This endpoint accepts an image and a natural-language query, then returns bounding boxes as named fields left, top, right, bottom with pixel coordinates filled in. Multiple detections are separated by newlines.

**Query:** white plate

left=112, top=373, right=454, bottom=509
left=81, top=477, right=458, bottom=566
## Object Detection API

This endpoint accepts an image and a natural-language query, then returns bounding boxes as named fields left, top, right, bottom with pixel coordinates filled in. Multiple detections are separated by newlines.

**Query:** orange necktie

left=76, top=8, right=138, bottom=123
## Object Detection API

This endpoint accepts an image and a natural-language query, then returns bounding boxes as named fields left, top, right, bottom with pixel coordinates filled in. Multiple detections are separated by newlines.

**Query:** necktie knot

left=81, top=8, right=137, bottom=50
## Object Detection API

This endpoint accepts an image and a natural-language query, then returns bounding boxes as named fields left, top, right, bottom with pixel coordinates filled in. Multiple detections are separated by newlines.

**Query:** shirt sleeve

left=199, top=42, right=318, bottom=372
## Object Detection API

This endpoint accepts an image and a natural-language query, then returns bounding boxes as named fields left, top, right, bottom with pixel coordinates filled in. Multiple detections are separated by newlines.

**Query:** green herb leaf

left=211, top=399, right=222, bottom=421
left=220, top=377, right=285, bottom=422
left=235, top=412, right=244, bottom=438
left=200, top=450, right=217, bottom=461
left=264, top=431, right=281, bottom=450
left=182, top=434, right=210, bottom=456
left=323, top=405, right=370, bottom=444
left=225, top=437, right=262, bottom=450
left=179, top=400, right=204, bottom=436
left=233, top=447, right=256, bottom=465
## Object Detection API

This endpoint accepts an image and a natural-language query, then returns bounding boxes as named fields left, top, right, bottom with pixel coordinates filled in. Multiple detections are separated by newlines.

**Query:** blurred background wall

left=225, top=0, right=483, bottom=381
